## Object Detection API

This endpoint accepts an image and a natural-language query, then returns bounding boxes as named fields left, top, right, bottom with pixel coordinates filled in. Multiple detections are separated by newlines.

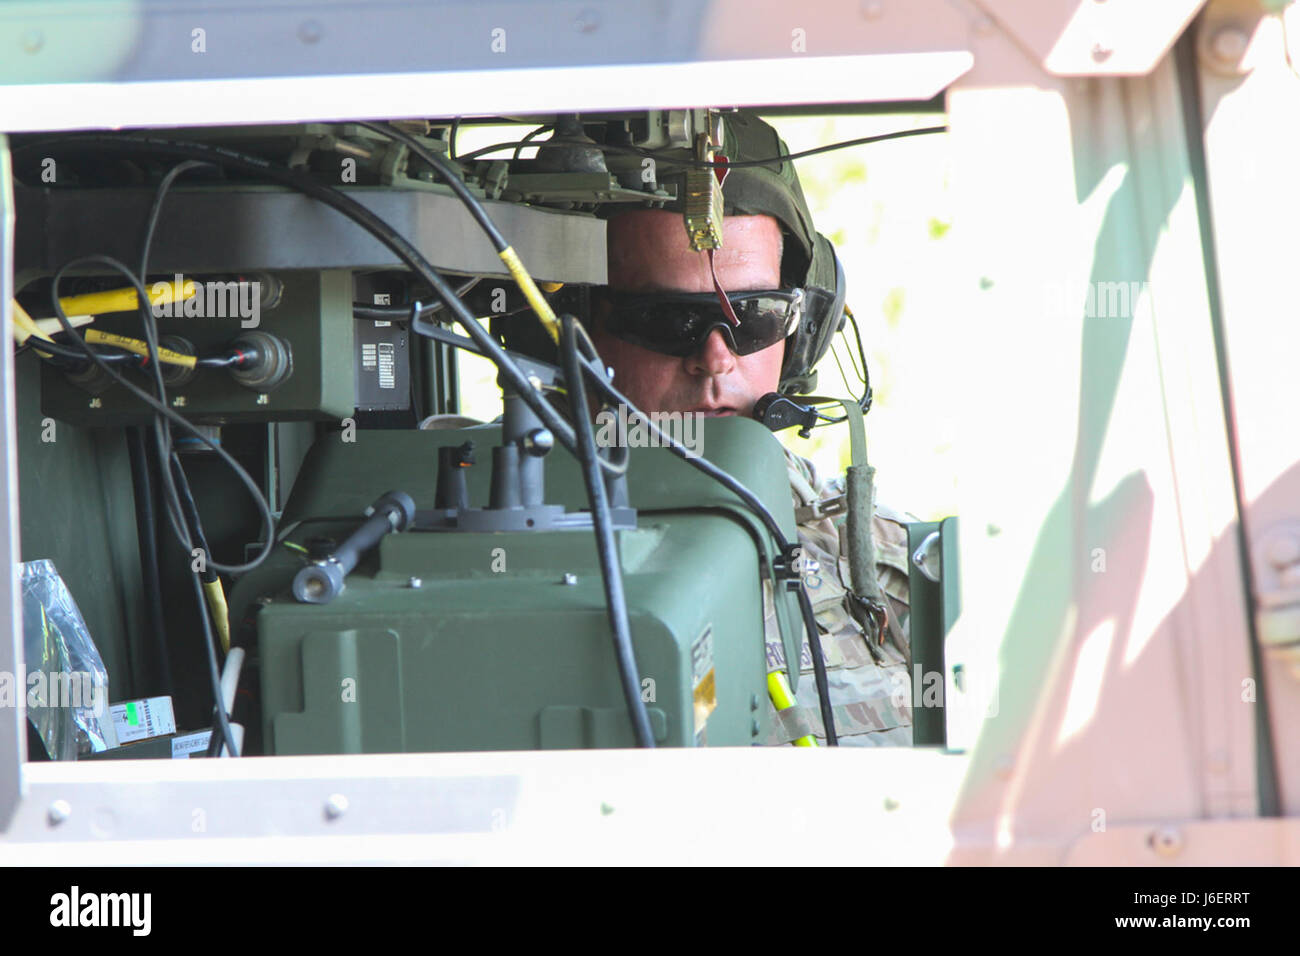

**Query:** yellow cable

left=497, top=246, right=561, bottom=345
left=767, top=671, right=818, bottom=747
left=58, top=279, right=195, bottom=317
left=83, top=330, right=197, bottom=368
left=202, top=579, right=231, bottom=654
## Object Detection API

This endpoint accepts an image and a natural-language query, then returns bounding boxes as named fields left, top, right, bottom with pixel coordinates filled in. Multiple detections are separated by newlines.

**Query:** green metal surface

left=37, top=269, right=355, bottom=427
left=246, top=417, right=799, bottom=753
left=14, top=351, right=145, bottom=702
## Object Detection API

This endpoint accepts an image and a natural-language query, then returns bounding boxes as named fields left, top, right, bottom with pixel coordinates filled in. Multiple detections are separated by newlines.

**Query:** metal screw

left=324, top=793, right=349, bottom=820
left=172, top=395, right=187, bottom=407
left=562, top=573, right=578, bottom=586
left=47, top=800, right=71, bottom=826
left=256, top=394, right=269, bottom=405
left=88, top=397, right=102, bottom=409
left=408, top=576, right=422, bottom=589
left=1148, top=826, right=1183, bottom=858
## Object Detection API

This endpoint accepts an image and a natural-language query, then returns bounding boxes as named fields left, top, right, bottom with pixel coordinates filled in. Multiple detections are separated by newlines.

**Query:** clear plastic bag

left=21, top=559, right=118, bottom=759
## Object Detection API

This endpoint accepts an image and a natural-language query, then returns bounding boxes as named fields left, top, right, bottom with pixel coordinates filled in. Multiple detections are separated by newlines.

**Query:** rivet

left=1148, top=826, right=1183, bottom=858
left=47, top=800, right=71, bottom=825
left=298, top=19, right=324, bottom=44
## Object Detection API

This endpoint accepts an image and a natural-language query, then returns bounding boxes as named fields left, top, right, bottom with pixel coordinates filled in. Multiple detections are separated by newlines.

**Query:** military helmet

left=615, top=109, right=847, bottom=394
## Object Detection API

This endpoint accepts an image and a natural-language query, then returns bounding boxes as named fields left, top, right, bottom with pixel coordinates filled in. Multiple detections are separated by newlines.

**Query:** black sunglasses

left=597, top=288, right=805, bottom=358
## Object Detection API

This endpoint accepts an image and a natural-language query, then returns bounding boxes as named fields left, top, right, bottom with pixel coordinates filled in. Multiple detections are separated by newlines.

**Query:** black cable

left=513, top=124, right=554, bottom=160
left=447, top=117, right=460, bottom=162
left=11, top=334, right=140, bottom=365
left=138, top=160, right=220, bottom=561
left=126, top=426, right=174, bottom=700
left=351, top=276, right=480, bottom=319
left=560, top=315, right=654, bottom=748
left=454, top=124, right=948, bottom=167
left=357, top=121, right=509, bottom=249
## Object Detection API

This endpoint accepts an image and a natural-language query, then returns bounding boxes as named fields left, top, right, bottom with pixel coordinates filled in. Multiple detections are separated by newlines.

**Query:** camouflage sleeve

left=761, top=450, right=913, bottom=747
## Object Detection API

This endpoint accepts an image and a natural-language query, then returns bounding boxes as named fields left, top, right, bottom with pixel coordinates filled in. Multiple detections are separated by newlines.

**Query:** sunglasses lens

left=603, top=291, right=801, bottom=357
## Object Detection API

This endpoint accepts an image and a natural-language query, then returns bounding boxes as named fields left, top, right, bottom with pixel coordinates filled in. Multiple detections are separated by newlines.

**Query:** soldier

left=583, top=111, right=913, bottom=746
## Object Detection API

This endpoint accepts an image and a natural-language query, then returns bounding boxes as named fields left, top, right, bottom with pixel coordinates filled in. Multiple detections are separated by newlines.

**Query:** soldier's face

left=589, top=209, right=786, bottom=418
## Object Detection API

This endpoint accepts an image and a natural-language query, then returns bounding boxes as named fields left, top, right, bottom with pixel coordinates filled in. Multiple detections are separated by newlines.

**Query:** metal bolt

left=47, top=800, right=71, bottom=825
left=256, top=394, right=269, bottom=405
left=324, top=793, right=349, bottom=820
left=1266, top=535, right=1300, bottom=568
left=522, top=428, right=554, bottom=456
left=562, top=573, right=578, bottom=586
left=1148, top=826, right=1183, bottom=858
left=298, top=19, right=324, bottom=44
left=408, top=576, right=422, bottom=589
left=1210, top=26, right=1249, bottom=64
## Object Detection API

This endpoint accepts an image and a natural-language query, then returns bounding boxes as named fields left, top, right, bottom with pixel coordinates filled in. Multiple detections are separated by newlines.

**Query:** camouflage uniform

left=763, top=448, right=913, bottom=746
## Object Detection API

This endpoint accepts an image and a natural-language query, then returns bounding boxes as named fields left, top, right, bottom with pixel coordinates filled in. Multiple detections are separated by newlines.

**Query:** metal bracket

left=970, top=0, right=1206, bottom=75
